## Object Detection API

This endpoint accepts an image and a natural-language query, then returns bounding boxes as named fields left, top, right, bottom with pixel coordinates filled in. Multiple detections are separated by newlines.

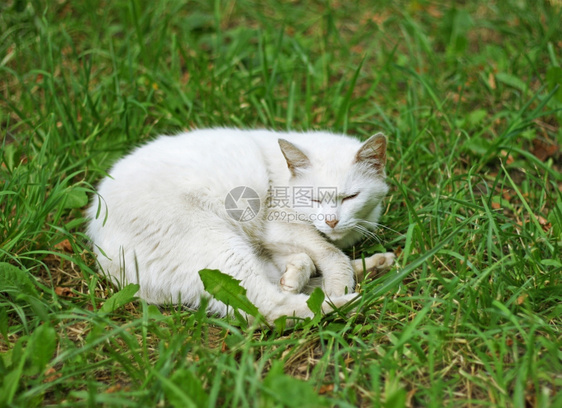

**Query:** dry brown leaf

left=55, top=287, right=74, bottom=297
left=318, top=384, right=334, bottom=394
left=426, top=5, right=443, bottom=18
left=55, top=239, right=72, bottom=252
left=105, top=384, right=122, bottom=393
left=44, top=367, right=62, bottom=383
left=351, top=45, right=365, bottom=54
left=502, top=190, right=513, bottom=201
left=406, top=388, right=417, bottom=407
left=531, top=138, right=559, bottom=162
left=500, top=150, right=515, bottom=165
left=361, top=12, right=389, bottom=26
left=488, top=72, right=496, bottom=89
left=537, top=216, right=552, bottom=232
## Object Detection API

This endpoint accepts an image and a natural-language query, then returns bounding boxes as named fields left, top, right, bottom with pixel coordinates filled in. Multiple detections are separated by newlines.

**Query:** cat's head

left=278, top=133, right=389, bottom=248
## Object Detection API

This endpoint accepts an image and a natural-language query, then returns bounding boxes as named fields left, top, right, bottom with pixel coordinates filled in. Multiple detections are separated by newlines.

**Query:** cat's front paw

left=353, top=252, right=395, bottom=281
left=322, top=270, right=355, bottom=298
left=369, top=252, right=395, bottom=270
left=279, top=253, right=316, bottom=294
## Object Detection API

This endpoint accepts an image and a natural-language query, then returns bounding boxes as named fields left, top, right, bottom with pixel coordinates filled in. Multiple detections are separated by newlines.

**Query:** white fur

left=87, top=128, right=390, bottom=323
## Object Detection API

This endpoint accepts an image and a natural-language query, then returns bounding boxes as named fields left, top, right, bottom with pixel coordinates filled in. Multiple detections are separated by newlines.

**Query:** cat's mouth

left=324, top=229, right=348, bottom=241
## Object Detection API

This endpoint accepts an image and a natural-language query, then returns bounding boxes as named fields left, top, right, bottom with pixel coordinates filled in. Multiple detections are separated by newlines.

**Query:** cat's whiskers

left=353, top=224, right=382, bottom=244
left=360, top=220, right=404, bottom=237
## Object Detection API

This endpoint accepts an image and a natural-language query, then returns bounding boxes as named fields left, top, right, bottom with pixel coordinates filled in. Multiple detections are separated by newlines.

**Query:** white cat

left=87, top=128, right=394, bottom=323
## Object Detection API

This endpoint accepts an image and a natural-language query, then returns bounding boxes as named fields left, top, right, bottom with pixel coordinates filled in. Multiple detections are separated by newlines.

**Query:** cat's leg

left=278, top=253, right=316, bottom=294
left=352, top=252, right=396, bottom=281
left=232, top=253, right=356, bottom=324
left=296, top=252, right=395, bottom=292
left=264, top=221, right=355, bottom=297
left=100, top=209, right=356, bottom=324
left=162, top=215, right=355, bottom=323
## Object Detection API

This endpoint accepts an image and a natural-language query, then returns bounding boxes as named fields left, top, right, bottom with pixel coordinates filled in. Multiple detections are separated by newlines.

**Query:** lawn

left=1, top=0, right=561, bottom=406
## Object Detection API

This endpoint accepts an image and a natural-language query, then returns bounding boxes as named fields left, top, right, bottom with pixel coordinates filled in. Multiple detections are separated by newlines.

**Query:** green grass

left=1, top=0, right=561, bottom=406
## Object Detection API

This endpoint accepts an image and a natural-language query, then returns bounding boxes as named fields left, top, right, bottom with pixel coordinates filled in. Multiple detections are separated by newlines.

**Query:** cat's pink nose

left=325, top=219, right=339, bottom=229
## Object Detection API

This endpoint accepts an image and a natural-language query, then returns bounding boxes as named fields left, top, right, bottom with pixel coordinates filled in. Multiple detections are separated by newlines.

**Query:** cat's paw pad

left=280, top=275, right=299, bottom=293
left=358, top=252, right=395, bottom=272
left=280, top=253, right=316, bottom=294
left=371, top=252, right=395, bottom=270
left=352, top=252, right=396, bottom=281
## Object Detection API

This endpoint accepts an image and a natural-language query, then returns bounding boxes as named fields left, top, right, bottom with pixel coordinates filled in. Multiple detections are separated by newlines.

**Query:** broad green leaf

left=384, top=376, right=407, bottom=408
left=466, top=109, right=487, bottom=127
left=153, top=370, right=198, bottom=408
left=166, top=369, right=209, bottom=408
left=496, top=72, right=527, bottom=92
left=0, top=361, right=24, bottom=406
left=0, top=337, right=27, bottom=406
left=27, top=324, right=57, bottom=376
left=273, top=315, right=287, bottom=334
left=541, top=259, right=562, bottom=268
left=0, top=308, right=8, bottom=344
left=262, top=361, right=329, bottom=407
left=20, top=294, right=50, bottom=323
left=0, top=263, right=38, bottom=296
left=98, top=284, right=140, bottom=314
left=198, top=269, right=259, bottom=317
left=546, top=66, right=562, bottom=102
left=63, top=187, right=89, bottom=210
left=147, top=304, right=163, bottom=319
left=0, top=264, right=51, bottom=322
left=306, top=287, right=325, bottom=325
left=445, top=8, right=473, bottom=55
left=1, top=143, right=19, bottom=171
left=463, top=135, right=492, bottom=156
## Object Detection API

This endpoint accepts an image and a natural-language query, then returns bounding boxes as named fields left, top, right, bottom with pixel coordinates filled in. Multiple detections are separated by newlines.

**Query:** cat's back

left=91, top=127, right=365, bottom=215
left=110, top=128, right=265, bottom=176
left=98, top=128, right=276, bottom=198
left=88, top=129, right=279, bottom=249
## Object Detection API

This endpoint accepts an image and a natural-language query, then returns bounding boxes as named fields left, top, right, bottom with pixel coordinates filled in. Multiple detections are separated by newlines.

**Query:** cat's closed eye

left=342, top=192, right=360, bottom=202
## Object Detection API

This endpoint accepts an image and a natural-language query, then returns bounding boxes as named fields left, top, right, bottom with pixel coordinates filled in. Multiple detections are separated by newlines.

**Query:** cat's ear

left=355, top=133, right=387, bottom=173
left=278, top=139, right=311, bottom=177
